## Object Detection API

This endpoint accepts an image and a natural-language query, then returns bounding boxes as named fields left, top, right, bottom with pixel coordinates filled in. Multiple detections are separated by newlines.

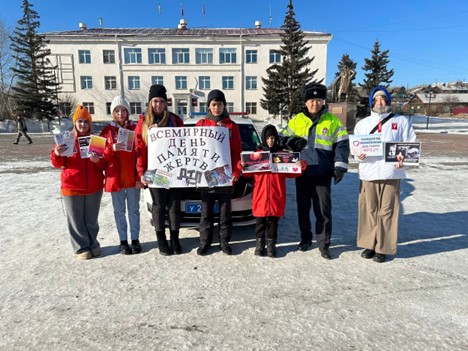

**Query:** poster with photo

left=240, top=151, right=271, bottom=173
left=349, top=134, right=383, bottom=156
left=384, top=142, right=421, bottom=165
left=53, top=131, right=76, bottom=157
left=117, top=128, right=135, bottom=152
left=88, top=135, right=106, bottom=157
left=204, top=165, right=231, bottom=188
left=147, top=126, right=233, bottom=188
left=78, top=136, right=91, bottom=158
left=270, top=152, right=301, bottom=173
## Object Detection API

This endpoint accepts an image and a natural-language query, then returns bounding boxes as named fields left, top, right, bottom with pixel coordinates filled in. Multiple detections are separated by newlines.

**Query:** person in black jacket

left=13, top=114, right=33, bottom=144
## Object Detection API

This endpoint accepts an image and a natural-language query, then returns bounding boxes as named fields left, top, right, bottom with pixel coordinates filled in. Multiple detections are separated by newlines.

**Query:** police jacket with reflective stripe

left=282, top=109, right=349, bottom=177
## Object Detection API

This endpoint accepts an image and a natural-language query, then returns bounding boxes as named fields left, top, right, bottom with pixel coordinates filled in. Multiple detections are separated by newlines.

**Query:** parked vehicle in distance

left=143, top=115, right=262, bottom=227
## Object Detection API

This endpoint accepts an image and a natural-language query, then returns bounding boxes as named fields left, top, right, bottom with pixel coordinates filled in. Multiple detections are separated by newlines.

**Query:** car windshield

left=239, top=124, right=261, bottom=151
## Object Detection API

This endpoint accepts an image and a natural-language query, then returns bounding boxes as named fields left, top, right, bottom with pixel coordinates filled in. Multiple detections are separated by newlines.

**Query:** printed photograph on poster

left=88, top=135, right=106, bottom=157
left=240, top=151, right=271, bottom=173
left=153, top=169, right=173, bottom=189
left=78, top=136, right=91, bottom=158
left=117, top=128, right=135, bottom=152
left=385, top=142, right=421, bottom=165
left=53, top=131, right=75, bottom=157
left=349, top=134, right=383, bottom=156
left=142, top=169, right=156, bottom=184
left=204, top=165, right=232, bottom=188
left=270, top=152, right=301, bottom=173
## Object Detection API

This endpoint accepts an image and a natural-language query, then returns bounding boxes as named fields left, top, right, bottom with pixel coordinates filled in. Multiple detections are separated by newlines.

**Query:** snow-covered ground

left=0, top=118, right=467, bottom=350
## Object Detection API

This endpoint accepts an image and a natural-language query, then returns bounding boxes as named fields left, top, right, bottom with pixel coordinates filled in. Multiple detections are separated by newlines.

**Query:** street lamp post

left=425, top=89, right=436, bottom=129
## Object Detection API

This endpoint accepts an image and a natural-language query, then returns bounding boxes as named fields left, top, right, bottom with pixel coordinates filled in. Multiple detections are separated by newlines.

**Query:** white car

left=143, top=116, right=262, bottom=227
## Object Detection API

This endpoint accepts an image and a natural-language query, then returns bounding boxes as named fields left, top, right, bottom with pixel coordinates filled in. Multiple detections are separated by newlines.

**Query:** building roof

left=43, top=27, right=330, bottom=38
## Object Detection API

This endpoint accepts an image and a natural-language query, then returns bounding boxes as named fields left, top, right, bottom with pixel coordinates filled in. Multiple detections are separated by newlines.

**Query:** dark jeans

left=199, top=192, right=232, bottom=245
left=255, top=216, right=279, bottom=241
left=295, top=175, right=332, bottom=249
left=150, top=188, right=181, bottom=232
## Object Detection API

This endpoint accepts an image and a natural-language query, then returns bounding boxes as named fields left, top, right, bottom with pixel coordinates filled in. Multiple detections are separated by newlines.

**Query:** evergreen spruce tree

left=360, top=40, right=394, bottom=94
left=261, top=0, right=319, bottom=119
left=10, top=0, right=57, bottom=120
left=358, top=40, right=394, bottom=116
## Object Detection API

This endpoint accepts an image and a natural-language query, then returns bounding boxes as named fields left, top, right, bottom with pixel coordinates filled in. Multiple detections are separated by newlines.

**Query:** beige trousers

left=357, top=179, right=401, bottom=255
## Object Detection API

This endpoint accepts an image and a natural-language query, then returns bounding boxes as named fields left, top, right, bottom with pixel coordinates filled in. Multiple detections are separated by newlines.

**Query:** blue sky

left=2, top=0, right=467, bottom=88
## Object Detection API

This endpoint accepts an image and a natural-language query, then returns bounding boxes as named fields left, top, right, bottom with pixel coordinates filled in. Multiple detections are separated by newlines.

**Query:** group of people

left=50, top=82, right=416, bottom=264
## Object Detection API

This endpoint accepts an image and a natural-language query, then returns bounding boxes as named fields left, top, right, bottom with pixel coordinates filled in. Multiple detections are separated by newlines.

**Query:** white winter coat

left=354, top=112, right=416, bottom=181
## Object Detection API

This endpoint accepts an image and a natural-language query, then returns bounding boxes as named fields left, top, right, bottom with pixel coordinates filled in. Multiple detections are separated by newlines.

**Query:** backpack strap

left=369, top=114, right=394, bottom=134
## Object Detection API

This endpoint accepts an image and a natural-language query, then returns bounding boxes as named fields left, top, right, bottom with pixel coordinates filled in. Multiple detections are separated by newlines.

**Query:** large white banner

left=146, top=126, right=233, bottom=188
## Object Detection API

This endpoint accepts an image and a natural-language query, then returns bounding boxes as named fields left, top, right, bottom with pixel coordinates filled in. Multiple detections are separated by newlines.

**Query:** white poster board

left=147, top=126, right=233, bottom=188
left=349, top=134, right=383, bottom=156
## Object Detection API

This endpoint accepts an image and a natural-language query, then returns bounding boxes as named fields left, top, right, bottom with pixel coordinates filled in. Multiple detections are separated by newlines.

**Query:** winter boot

left=266, top=239, right=277, bottom=258
left=170, top=230, right=182, bottom=255
left=254, top=238, right=265, bottom=256
left=156, top=231, right=172, bottom=256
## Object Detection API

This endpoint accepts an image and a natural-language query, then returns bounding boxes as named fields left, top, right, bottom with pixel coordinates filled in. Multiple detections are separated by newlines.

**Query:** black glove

left=334, top=167, right=347, bottom=185
left=286, top=136, right=308, bottom=152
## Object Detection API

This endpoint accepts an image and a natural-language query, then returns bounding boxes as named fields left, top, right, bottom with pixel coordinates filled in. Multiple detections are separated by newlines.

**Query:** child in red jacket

left=100, top=96, right=143, bottom=255
left=50, top=105, right=104, bottom=260
left=240, top=125, right=305, bottom=257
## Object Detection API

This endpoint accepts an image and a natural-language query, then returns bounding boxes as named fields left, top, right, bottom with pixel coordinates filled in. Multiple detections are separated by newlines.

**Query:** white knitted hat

left=110, top=96, right=131, bottom=116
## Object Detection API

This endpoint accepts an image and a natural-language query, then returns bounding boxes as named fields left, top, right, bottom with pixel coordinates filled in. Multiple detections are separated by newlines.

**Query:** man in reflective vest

left=281, top=83, right=349, bottom=259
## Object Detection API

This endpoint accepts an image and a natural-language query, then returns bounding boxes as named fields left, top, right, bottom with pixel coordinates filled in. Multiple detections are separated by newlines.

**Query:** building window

left=151, top=76, right=164, bottom=86
left=103, top=50, right=115, bottom=64
left=104, top=76, right=117, bottom=90
left=246, top=102, right=257, bottom=115
left=246, top=50, right=257, bottom=64
left=246, top=76, right=257, bottom=90
left=83, top=102, right=95, bottom=114
left=172, top=48, right=190, bottom=64
left=199, top=76, right=211, bottom=90
left=196, top=48, right=213, bottom=64
left=225, top=102, right=234, bottom=113
left=219, top=48, right=237, bottom=64
left=106, top=102, right=112, bottom=115
left=175, top=76, right=187, bottom=90
left=269, top=50, right=281, bottom=64
left=222, top=76, right=234, bottom=90
left=78, top=50, right=91, bottom=64
left=199, top=102, right=207, bottom=113
left=130, top=102, right=142, bottom=115
left=80, top=76, right=93, bottom=89
left=128, top=76, right=140, bottom=90
left=124, top=48, right=142, bottom=64
left=148, top=48, right=166, bottom=64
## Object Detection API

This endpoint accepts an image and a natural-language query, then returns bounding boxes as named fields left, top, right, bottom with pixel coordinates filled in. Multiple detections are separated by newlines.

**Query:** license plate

left=185, top=202, right=219, bottom=214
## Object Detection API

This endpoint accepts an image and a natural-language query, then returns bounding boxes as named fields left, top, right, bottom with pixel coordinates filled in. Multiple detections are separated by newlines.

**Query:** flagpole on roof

left=202, top=2, right=206, bottom=27
left=269, top=4, right=272, bottom=27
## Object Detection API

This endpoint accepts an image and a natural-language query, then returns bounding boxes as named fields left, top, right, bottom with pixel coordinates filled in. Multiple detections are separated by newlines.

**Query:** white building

left=44, top=20, right=331, bottom=121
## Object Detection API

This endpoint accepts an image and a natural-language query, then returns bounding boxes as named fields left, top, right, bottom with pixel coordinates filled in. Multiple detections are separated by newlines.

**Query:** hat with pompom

left=110, top=96, right=131, bottom=116
left=72, top=105, right=92, bottom=124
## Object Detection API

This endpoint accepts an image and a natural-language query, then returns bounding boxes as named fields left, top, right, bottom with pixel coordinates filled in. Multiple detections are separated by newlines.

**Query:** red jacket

left=100, top=121, right=138, bottom=192
left=50, top=137, right=104, bottom=195
left=196, top=117, right=242, bottom=179
left=238, top=158, right=306, bottom=217
left=135, top=113, right=184, bottom=178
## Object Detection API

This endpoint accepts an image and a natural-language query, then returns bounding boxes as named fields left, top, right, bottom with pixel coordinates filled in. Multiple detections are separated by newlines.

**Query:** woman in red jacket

left=195, top=89, right=242, bottom=256
left=50, top=105, right=104, bottom=260
left=240, top=125, right=306, bottom=257
left=135, top=84, right=184, bottom=256
left=100, top=96, right=143, bottom=255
